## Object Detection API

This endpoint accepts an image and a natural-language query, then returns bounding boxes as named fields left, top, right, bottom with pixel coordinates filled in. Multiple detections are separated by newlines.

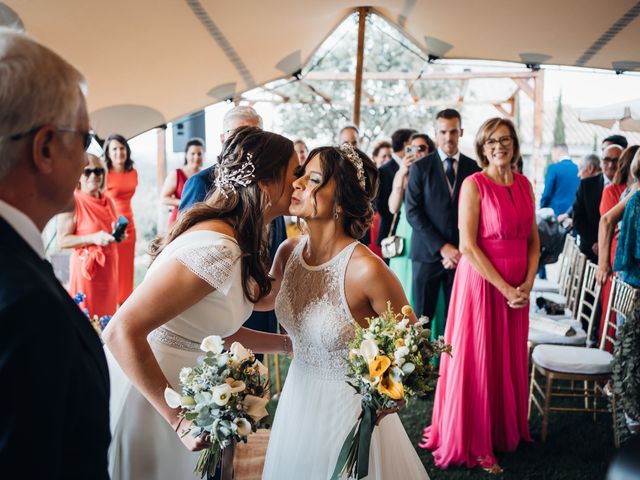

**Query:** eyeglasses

left=9, top=126, right=96, bottom=151
left=83, top=167, right=105, bottom=177
left=484, top=135, right=513, bottom=148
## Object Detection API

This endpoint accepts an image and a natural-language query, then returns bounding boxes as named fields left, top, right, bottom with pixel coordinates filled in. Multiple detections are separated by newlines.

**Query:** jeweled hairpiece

left=214, top=153, right=256, bottom=198
left=338, top=143, right=366, bottom=190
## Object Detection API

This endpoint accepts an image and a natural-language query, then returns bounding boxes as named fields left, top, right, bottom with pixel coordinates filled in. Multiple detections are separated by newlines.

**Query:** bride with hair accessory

left=102, top=126, right=298, bottom=480
left=261, top=144, right=429, bottom=479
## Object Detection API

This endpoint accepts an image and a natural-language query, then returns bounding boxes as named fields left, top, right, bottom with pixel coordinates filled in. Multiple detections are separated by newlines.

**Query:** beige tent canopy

left=3, top=0, right=640, bottom=138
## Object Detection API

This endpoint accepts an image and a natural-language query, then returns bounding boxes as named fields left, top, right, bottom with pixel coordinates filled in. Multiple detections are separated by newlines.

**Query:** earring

left=334, top=211, right=339, bottom=220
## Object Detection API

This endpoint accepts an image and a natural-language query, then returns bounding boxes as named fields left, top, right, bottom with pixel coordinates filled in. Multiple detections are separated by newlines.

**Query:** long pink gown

left=420, top=172, right=534, bottom=469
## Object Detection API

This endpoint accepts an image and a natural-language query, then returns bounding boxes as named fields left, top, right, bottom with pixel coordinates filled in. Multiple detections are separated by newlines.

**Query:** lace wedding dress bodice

left=275, top=236, right=358, bottom=379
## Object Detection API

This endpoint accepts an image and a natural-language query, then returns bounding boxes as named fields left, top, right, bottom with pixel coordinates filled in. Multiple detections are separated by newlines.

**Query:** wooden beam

left=305, top=71, right=537, bottom=81
left=457, top=79, right=469, bottom=103
left=407, top=81, right=419, bottom=103
left=511, top=77, right=535, bottom=100
left=493, top=103, right=512, bottom=118
left=353, top=7, right=369, bottom=127
left=155, top=127, right=166, bottom=191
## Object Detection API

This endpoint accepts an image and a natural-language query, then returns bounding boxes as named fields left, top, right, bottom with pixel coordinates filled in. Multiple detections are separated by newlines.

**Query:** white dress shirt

left=0, top=199, right=45, bottom=259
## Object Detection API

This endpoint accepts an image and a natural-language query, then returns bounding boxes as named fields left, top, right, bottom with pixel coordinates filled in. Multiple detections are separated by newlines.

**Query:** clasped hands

left=440, top=243, right=461, bottom=270
left=504, top=283, right=530, bottom=309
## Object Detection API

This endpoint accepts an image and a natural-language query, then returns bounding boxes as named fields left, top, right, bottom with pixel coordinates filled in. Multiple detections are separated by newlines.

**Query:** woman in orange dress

left=58, top=154, right=119, bottom=317
left=597, top=145, right=638, bottom=346
left=104, top=134, right=138, bottom=304
left=161, top=137, right=204, bottom=226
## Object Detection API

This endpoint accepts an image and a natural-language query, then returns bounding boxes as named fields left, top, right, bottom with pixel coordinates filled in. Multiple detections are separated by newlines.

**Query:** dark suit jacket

left=0, top=218, right=110, bottom=479
left=405, top=151, right=481, bottom=264
left=572, top=173, right=604, bottom=263
left=374, top=159, right=399, bottom=245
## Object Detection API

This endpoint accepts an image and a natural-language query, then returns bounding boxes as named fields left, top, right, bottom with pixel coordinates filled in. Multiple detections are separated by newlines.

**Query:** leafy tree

left=267, top=13, right=460, bottom=151
left=553, top=93, right=566, bottom=145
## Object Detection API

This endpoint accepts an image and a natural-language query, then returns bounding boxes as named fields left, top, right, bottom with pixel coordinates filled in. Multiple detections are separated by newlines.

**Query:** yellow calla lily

left=368, top=355, right=391, bottom=379
left=378, top=371, right=404, bottom=400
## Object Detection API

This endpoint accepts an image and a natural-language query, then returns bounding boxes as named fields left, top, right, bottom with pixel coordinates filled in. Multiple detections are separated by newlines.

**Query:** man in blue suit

left=540, top=143, right=580, bottom=216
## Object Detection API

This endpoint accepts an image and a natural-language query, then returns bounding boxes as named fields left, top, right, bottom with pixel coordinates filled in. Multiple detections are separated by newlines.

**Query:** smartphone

left=405, top=146, right=417, bottom=155
left=112, top=215, right=129, bottom=242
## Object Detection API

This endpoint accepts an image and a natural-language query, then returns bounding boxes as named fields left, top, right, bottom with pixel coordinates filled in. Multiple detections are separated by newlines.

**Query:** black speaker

left=172, top=110, right=205, bottom=153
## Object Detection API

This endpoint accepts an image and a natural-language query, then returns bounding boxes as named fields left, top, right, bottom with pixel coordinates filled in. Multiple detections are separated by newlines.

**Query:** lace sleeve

left=175, top=242, right=239, bottom=294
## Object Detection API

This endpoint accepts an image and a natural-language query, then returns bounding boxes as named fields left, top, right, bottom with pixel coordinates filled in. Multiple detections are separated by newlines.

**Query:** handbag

left=381, top=212, right=404, bottom=259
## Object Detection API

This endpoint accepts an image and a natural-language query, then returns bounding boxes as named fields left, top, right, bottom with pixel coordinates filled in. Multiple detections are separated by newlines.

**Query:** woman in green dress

left=388, top=134, right=447, bottom=340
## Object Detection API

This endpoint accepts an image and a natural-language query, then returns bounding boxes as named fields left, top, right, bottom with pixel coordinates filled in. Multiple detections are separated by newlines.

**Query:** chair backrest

left=600, top=275, right=640, bottom=351
left=580, top=262, right=603, bottom=343
left=567, top=252, right=587, bottom=317
left=558, top=237, right=578, bottom=297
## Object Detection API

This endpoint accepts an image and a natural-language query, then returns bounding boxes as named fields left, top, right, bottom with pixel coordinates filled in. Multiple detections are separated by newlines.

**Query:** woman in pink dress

left=104, top=134, right=138, bottom=304
left=420, top=118, right=539, bottom=473
left=161, top=138, right=204, bottom=226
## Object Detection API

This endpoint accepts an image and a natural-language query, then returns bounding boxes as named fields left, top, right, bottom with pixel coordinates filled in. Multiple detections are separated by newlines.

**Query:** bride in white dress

left=262, top=145, right=429, bottom=479
left=102, top=127, right=297, bottom=480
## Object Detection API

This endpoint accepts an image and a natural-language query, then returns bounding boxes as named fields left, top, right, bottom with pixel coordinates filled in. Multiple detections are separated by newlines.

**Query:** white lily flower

left=200, top=335, right=224, bottom=354
left=391, top=366, right=404, bottom=381
left=394, top=346, right=409, bottom=360
left=359, top=339, right=379, bottom=362
left=243, top=395, right=269, bottom=422
left=164, top=387, right=182, bottom=409
left=211, top=383, right=233, bottom=406
left=225, top=378, right=246, bottom=393
left=234, top=417, right=252, bottom=436
left=230, top=342, right=252, bottom=364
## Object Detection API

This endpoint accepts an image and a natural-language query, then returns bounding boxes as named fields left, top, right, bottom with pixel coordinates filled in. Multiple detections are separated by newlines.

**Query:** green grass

left=266, top=355, right=615, bottom=479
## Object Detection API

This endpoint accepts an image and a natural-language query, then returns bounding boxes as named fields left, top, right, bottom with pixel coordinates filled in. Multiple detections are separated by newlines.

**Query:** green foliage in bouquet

left=165, top=337, right=270, bottom=478
left=333, top=303, right=451, bottom=479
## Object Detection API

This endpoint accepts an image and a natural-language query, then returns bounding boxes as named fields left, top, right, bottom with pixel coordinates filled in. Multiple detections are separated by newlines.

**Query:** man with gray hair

left=578, top=153, right=602, bottom=179
left=178, top=105, right=262, bottom=210
left=0, top=27, right=110, bottom=478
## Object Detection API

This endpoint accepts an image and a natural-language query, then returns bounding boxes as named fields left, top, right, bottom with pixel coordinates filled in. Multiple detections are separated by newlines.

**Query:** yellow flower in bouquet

left=368, top=355, right=391, bottom=378
left=378, top=371, right=404, bottom=400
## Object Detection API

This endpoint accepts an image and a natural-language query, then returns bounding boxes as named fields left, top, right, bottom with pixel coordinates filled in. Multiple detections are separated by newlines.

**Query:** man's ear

left=31, top=127, right=56, bottom=174
left=459, top=128, right=464, bottom=138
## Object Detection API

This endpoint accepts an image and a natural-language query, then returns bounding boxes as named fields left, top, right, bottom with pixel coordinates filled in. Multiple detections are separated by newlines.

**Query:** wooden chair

left=527, top=269, right=638, bottom=447
left=533, top=235, right=575, bottom=294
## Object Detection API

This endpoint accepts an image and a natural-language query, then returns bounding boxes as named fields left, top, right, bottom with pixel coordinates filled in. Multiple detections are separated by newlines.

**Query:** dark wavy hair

left=299, top=145, right=378, bottom=239
left=150, top=127, right=294, bottom=302
left=184, top=137, right=205, bottom=165
left=613, top=145, right=640, bottom=185
left=104, top=134, right=134, bottom=171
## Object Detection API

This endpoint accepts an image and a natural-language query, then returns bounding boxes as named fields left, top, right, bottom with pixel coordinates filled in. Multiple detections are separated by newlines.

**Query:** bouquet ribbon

left=331, top=404, right=377, bottom=480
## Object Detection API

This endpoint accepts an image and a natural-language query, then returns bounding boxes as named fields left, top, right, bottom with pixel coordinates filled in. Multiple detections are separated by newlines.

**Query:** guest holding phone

left=104, top=134, right=138, bottom=304
left=58, top=154, right=120, bottom=317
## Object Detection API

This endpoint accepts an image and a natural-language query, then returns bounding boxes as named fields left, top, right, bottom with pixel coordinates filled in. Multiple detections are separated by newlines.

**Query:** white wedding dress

left=262, top=236, right=429, bottom=479
left=106, top=231, right=253, bottom=480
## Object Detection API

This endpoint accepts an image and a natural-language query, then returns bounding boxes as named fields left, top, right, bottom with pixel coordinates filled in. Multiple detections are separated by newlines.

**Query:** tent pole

left=353, top=7, right=369, bottom=127
left=533, top=70, right=545, bottom=197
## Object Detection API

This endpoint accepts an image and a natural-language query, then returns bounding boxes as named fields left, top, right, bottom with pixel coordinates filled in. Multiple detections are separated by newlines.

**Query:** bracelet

left=174, top=416, right=185, bottom=432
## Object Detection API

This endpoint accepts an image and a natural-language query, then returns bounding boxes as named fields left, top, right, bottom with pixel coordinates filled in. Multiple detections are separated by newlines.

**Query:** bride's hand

left=174, top=418, right=212, bottom=452
left=375, top=399, right=406, bottom=426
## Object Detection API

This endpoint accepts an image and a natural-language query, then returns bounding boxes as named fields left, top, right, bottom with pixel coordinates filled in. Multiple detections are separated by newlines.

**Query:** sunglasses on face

left=83, top=167, right=105, bottom=177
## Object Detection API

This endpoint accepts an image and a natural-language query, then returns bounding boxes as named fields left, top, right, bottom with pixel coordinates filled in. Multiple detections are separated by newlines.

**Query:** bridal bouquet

left=332, top=304, right=451, bottom=480
left=164, top=335, right=270, bottom=478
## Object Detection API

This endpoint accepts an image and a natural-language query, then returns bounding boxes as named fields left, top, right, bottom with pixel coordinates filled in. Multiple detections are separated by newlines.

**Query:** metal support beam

left=533, top=70, right=545, bottom=194
left=353, top=7, right=369, bottom=127
left=306, top=71, right=538, bottom=81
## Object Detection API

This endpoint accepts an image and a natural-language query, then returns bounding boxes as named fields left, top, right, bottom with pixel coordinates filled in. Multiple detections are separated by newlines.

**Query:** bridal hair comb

left=338, top=143, right=366, bottom=190
left=214, top=153, right=256, bottom=198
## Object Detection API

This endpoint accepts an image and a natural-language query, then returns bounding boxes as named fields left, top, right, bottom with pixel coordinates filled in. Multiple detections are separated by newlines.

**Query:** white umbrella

left=579, top=99, right=640, bottom=132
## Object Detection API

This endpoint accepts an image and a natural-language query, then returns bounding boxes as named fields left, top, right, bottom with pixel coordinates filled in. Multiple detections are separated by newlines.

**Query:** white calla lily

left=211, top=383, right=233, bottom=406
left=359, top=339, right=379, bottom=362
left=243, top=394, right=269, bottom=422
left=164, top=387, right=182, bottom=409
left=253, top=360, right=268, bottom=377
left=234, top=417, right=252, bottom=436
left=230, top=342, right=253, bottom=364
left=200, top=335, right=224, bottom=354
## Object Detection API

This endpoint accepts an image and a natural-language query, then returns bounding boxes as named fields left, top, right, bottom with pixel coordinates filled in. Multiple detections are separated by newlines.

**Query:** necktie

left=445, top=157, right=456, bottom=187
